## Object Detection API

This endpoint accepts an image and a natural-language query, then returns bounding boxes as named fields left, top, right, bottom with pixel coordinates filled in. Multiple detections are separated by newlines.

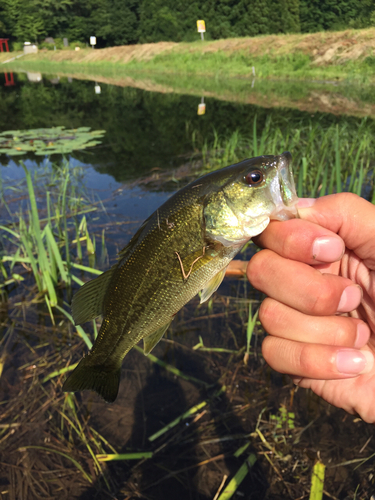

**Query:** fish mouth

left=270, top=203, right=299, bottom=221
left=269, top=152, right=299, bottom=221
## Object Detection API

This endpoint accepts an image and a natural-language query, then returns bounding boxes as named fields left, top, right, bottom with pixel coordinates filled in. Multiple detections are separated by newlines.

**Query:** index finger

left=253, top=218, right=345, bottom=265
left=298, top=193, right=375, bottom=270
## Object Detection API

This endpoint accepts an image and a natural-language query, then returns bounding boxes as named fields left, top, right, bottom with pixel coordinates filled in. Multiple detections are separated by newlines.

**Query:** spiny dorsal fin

left=200, top=267, right=227, bottom=304
left=143, top=321, right=172, bottom=355
left=71, top=266, right=115, bottom=325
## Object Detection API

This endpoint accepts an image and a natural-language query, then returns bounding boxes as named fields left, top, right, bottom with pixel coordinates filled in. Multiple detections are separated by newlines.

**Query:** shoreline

left=2, top=27, right=375, bottom=83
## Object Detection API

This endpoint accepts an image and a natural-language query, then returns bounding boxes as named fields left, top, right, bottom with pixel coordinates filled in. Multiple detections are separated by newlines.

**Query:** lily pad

left=0, top=127, right=106, bottom=156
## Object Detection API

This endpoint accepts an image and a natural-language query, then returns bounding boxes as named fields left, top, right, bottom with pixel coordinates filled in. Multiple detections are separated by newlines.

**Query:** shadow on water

left=77, top=344, right=268, bottom=499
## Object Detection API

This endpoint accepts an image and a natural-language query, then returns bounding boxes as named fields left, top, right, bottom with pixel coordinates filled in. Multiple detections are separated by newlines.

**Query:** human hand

left=247, top=193, right=375, bottom=423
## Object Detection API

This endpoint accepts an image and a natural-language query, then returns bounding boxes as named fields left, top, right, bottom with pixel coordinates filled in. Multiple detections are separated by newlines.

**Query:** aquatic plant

left=196, top=116, right=375, bottom=202
left=0, top=160, right=101, bottom=322
left=0, top=126, right=105, bottom=156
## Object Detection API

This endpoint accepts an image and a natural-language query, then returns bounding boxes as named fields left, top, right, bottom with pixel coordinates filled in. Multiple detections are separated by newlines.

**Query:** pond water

left=1, top=71, right=375, bottom=500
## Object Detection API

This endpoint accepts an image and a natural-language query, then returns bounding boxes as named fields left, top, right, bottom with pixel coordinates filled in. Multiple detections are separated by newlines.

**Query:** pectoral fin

left=200, top=267, right=227, bottom=304
left=72, top=266, right=115, bottom=325
left=143, top=321, right=172, bottom=355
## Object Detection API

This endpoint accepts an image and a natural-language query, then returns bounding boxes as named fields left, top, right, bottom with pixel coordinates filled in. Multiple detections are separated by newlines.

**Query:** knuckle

left=259, top=299, right=274, bottom=325
left=259, top=299, right=284, bottom=332
left=247, top=250, right=270, bottom=288
left=307, top=278, right=337, bottom=315
left=280, top=229, right=298, bottom=256
left=261, top=336, right=273, bottom=363
left=297, top=344, right=315, bottom=375
left=340, top=192, right=361, bottom=204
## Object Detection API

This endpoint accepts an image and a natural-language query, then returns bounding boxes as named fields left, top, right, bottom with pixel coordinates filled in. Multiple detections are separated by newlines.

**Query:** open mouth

left=270, top=203, right=299, bottom=221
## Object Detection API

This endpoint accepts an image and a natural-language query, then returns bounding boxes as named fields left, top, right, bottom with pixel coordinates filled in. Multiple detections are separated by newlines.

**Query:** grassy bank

left=4, top=28, right=375, bottom=83
left=6, top=60, right=375, bottom=119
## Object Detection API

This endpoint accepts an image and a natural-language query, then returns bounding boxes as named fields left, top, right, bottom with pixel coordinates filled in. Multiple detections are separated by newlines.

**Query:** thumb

left=298, top=194, right=375, bottom=269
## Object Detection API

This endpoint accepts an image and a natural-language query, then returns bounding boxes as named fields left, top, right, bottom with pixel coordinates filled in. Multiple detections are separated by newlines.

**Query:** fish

left=62, top=151, right=298, bottom=403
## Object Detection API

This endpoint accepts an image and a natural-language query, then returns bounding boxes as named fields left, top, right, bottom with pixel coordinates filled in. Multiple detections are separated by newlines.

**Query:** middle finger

left=247, top=249, right=362, bottom=316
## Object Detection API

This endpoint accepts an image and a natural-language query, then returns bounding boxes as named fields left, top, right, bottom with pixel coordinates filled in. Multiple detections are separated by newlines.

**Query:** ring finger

left=260, top=298, right=371, bottom=348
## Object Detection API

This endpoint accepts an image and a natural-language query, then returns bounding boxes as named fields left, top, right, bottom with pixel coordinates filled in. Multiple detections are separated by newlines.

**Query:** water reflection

left=3, top=71, right=14, bottom=86
left=27, top=71, right=42, bottom=82
left=197, top=96, right=206, bottom=115
left=1, top=71, right=375, bottom=184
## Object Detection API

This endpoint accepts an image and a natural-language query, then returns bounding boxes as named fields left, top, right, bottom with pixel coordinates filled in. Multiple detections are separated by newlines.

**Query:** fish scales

left=83, top=180, right=234, bottom=365
left=63, top=153, right=299, bottom=402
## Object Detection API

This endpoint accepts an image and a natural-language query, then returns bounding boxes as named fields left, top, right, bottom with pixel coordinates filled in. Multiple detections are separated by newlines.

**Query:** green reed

left=198, top=116, right=375, bottom=201
left=0, top=160, right=101, bottom=320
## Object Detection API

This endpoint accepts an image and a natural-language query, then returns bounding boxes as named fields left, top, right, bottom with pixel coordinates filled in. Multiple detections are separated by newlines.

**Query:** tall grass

left=0, top=160, right=102, bottom=321
left=196, top=116, right=375, bottom=201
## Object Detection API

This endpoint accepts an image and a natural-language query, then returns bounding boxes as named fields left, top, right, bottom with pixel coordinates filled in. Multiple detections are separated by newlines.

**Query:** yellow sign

left=197, top=20, right=206, bottom=33
left=197, top=103, right=206, bottom=115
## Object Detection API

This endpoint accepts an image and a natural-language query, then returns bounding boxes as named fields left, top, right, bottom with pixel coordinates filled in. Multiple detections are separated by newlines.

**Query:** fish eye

left=245, top=170, right=263, bottom=186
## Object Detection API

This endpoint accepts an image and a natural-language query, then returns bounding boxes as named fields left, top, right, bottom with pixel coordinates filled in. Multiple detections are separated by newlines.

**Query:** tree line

left=0, top=0, right=374, bottom=48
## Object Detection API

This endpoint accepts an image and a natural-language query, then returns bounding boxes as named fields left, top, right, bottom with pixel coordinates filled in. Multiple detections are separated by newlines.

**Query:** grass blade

left=335, top=125, right=342, bottom=193
left=96, top=452, right=153, bottom=461
left=133, top=345, right=211, bottom=388
left=148, top=386, right=225, bottom=442
left=309, top=461, right=325, bottom=500
left=45, top=224, right=68, bottom=282
left=42, top=363, right=77, bottom=383
left=217, top=453, right=257, bottom=500
left=54, top=304, right=93, bottom=349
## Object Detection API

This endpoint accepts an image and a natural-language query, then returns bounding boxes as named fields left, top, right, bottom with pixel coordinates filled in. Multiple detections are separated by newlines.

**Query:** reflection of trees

left=1, top=77, right=375, bottom=182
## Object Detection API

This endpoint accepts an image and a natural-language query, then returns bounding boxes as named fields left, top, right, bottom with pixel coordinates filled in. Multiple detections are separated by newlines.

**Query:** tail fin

left=62, top=358, right=121, bottom=403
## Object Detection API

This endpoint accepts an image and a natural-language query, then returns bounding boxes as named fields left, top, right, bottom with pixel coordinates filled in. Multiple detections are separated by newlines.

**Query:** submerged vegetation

left=1, top=115, right=375, bottom=499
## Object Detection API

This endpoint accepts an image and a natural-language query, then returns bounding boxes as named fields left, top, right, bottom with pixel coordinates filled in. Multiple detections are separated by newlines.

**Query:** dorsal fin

left=71, top=266, right=115, bottom=325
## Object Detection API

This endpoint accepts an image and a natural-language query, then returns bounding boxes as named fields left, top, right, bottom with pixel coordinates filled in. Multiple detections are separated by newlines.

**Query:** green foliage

left=0, top=126, right=105, bottom=156
left=0, top=160, right=103, bottom=322
left=300, top=0, right=375, bottom=32
left=1, top=0, right=300, bottom=45
left=138, top=0, right=300, bottom=43
left=270, top=406, right=295, bottom=431
left=2, top=0, right=373, bottom=45
left=108, top=0, right=139, bottom=45
left=139, top=0, right=181, bottom=43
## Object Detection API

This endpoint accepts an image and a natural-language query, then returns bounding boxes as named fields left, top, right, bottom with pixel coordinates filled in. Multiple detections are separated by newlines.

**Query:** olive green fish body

left=63, top=153, right=298, bottom=402
left=84, top=190, right=236, bottom=364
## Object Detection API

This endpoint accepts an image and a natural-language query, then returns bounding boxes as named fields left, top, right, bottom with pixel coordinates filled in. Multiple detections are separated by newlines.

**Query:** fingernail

left=297, top=198, right=316, bottom=208
left=312, top=236, right=344, bottom=262
left=337, top=285, right=363, bottom=313
left=354, top=323, right=370, bottom=349
left=336, top=349, right=374, bottom=375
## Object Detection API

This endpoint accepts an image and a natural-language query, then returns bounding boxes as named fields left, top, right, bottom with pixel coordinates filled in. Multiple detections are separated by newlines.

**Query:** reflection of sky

left=1, top=156, right=172, bottom=242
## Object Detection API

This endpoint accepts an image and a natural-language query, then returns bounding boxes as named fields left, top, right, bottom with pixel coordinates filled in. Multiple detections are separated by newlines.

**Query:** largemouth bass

left=63, top=152, right=298, bottom=402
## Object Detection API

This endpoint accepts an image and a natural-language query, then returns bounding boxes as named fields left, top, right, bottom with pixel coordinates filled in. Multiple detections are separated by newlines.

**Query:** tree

left=108, top=0, right=140, bottom=45
left=300, top=0, right=372, bottom=32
